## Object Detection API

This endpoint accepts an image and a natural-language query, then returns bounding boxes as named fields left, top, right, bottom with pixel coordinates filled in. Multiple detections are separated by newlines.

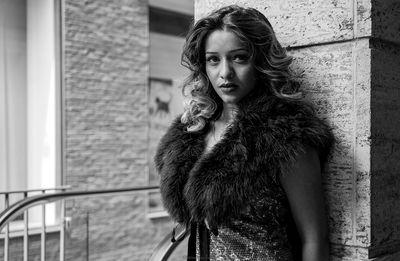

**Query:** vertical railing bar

left=60, top=197, right=65, bottom=261
left=4, top=193, right=9, bottom=261
left=23, top=192, right=29, bottom=261
left=41, top=190, right=46, bottom=261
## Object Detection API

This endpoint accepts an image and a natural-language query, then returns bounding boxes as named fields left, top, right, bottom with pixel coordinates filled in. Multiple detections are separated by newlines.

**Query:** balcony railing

left=0, top=187, right=70, bottom=261
left=0, top=186, right=187, bottom=261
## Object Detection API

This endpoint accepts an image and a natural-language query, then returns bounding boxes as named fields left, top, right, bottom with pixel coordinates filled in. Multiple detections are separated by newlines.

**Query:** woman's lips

left=219, top=83, right=238, bottom=92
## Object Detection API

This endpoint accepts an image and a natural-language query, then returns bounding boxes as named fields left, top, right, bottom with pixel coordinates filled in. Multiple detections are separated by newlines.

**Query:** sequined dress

left=195, top=172, right=300, bottom=261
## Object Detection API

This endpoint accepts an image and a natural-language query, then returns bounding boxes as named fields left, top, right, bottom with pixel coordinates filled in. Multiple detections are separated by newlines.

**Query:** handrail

left=0, top=185, right=159, bottom=232
left=0, top=185, right=71, bottom=195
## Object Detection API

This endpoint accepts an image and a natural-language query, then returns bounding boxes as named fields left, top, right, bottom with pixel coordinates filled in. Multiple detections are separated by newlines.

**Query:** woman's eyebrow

left=229, top=48, right=248, bottom=52
left=205, top=48, right=248, bottom=54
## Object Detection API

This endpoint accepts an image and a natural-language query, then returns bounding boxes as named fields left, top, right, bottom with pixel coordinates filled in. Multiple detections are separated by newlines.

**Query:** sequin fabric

left=209, top=223, right=293, bottom=261
left=196, top=185, right=298, bottom=261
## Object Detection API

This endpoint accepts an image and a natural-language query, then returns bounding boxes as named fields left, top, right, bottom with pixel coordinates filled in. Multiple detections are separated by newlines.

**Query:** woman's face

left=205, top=29, right=256, bottom=106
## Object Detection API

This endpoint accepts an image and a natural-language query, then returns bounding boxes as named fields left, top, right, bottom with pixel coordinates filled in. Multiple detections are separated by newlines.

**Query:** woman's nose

left=219, top=60, right=234, bottom=80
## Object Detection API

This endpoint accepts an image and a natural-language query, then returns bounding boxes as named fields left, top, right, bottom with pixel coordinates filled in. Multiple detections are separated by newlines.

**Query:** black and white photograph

left=0, top=0, right=399, bottom=260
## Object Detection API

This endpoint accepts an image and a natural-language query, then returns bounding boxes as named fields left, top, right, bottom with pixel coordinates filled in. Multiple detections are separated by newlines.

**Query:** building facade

left=1, top=0, right=192, bottom=260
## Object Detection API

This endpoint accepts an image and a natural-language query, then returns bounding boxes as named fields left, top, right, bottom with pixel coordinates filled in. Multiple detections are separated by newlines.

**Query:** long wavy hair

left=181, top=5, right=301, bottom=132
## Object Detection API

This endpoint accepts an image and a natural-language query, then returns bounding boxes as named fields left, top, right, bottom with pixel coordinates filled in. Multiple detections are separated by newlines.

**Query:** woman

left=155, top=5, right=334, bottom=261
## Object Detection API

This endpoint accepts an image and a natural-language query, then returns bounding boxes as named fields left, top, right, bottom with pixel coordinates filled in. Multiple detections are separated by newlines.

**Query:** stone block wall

left=63, top=0, right=173, bottom=260
left=195, top=0, right=371, bottom=45
left=290, top=39, right=372, bottom=254
left=195, top=0, right=399, bottom=260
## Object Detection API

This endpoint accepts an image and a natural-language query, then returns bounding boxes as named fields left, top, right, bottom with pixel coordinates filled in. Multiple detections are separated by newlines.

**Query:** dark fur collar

left=154, top=93, right=334, bottom=228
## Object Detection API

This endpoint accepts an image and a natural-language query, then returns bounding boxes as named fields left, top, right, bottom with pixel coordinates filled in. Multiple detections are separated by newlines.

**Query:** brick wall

left=63, top=0, right=174, bottom=260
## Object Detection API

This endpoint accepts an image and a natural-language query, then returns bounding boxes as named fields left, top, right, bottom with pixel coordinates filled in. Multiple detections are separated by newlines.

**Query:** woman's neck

left=204, top=104, right=237, bottom=152
left=218, top=103, right=238, bottom=124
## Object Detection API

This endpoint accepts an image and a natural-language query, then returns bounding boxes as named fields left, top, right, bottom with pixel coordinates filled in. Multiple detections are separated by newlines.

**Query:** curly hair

left=181, top=5, right=301, bottom=132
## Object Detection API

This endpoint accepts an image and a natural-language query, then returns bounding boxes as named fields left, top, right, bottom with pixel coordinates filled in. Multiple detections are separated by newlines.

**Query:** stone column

left=195, top=1, right=400, bottom=260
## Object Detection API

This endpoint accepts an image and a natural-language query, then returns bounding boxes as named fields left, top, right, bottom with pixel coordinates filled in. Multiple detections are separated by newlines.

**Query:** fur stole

left=154, top=92, right=334, bottom=230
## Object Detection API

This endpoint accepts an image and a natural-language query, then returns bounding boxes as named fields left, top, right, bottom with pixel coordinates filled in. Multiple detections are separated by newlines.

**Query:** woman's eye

left=206, top=56, right=219, bottom=64
left=233, top=54, right=249, bottom=63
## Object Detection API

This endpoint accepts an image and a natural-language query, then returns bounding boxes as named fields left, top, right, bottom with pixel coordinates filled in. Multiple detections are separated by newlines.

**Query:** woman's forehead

left=205, top=29, right=247, bottom=53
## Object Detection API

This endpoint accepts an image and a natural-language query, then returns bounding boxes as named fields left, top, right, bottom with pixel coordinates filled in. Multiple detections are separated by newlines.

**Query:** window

left=147, top=0, right=193, bottom=217
left=0, top=0, right=61, bottom=225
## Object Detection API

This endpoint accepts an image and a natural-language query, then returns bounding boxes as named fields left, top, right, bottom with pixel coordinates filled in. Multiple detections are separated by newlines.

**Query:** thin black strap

left=198, top=223, right=210, bottom=260
left=187, top=222, right=211, bottom=260
left=187, top=223, right=197, bottom=260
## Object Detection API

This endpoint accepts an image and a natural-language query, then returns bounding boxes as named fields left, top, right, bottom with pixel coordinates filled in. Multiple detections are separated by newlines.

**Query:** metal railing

left=0, top=186, right=162, bottom=261
left=0, top=187, right=70, bottom=261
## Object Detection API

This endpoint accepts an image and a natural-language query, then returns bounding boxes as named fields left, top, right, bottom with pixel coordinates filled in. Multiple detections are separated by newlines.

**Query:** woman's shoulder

left=256, top=96, right=335, bottom=166
left=240, top=93, right=315, bottom=120
left=262, top=96, right=316, bottom=119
